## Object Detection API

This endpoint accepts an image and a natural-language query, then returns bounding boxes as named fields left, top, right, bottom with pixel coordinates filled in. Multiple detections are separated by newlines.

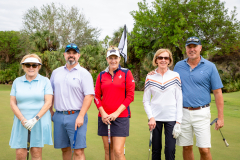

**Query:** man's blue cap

left=65, top=43, right=80, bottom=53
left=185, top=36, right=201, bottom=46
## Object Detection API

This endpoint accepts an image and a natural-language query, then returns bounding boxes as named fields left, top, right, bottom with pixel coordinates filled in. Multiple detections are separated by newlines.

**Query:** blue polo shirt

left=174, top=56, right=223, bottom=108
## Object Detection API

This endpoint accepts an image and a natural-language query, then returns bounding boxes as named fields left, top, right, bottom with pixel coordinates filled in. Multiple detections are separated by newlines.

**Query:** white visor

left=21, top=57, right=42, bottom=65
left=107, top=49, right=120, bottom=58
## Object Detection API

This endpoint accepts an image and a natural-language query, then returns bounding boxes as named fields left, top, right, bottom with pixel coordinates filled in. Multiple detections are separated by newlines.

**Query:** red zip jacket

left=94, top=65, right=135, bottom=118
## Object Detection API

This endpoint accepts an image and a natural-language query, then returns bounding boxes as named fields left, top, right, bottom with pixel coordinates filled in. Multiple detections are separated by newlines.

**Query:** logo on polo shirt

left=119, top=75, right=122, bottom=79
left=200, top=71, right=203, bottom=74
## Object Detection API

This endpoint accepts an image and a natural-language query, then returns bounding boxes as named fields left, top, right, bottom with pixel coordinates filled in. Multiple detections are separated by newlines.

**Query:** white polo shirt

left=143, top=69, right=183, bottom=123
left=50, top=63, right=94, bottom=111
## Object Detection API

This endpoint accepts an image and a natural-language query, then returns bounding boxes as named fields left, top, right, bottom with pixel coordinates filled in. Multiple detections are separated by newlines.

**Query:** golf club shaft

left=210, top=118, right=229, bottom=147
left=108, top=123, right=111, bottom=160
left=219, top=129, right=229, bottom=147
left=71, top=128, right=78, bottom=160
left=148, top=130, right=153, bottom=160
left=27, top=130, right=31, bottom=160
left=148, top=147, right=151, bottom=160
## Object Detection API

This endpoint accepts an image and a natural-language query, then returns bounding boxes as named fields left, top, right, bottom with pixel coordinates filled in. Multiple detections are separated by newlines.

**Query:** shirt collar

left=64, top=63, right=80, bottom=71
left=21, top=74, right=40, bottom=82
left=105, top=64, right=121, bottom=73
left=154, top=67, right=170, bottom=75
left=184, top=55, right=205, bottom=64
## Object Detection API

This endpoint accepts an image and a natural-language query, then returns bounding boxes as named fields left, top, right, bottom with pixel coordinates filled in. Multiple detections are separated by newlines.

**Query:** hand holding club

left=21, top=118, right=27, bottom=127
left=75, top=115, right=84, bottom=130
left=215, top=118, right=224, bottom=130
left=101, top=112, right=111, bottom=125
left=148, top=117, right=156, bottom=131
left=210, top=118, right=229, bottom=147
left=24, top=117, right=38, bottom=131
left=109, top=111, right=120, bottom=121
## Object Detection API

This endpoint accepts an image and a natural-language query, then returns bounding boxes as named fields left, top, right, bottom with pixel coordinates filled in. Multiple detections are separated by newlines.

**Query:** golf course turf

left=0, top=84, right=239, bottom=159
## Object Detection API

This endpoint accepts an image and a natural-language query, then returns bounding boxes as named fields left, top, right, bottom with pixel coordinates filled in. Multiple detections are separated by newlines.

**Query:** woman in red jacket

left=94, top=46, right=135, bottom=160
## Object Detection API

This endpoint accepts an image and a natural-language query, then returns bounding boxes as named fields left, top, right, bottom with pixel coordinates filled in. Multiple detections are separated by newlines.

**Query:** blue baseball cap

left=185, top=36, right=201, bottom=46
left=65, top=43, right=80, bottom=53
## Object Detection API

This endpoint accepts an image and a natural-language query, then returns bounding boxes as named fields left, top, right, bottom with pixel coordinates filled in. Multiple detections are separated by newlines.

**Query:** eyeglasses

left=66, top=44, right=79, bottom=50
left=24, top=63, right=39, bottom=68
left=187, top=38, right=200, bottom=43
left=156, top=56, right=170, bottom=60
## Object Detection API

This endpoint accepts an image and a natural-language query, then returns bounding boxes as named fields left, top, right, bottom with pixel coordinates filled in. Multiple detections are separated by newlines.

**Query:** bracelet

left=20, top=118, right=25, bottom=122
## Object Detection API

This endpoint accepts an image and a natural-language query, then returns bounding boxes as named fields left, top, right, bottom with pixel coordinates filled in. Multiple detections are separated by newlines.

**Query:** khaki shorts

left=176, top=107, right=211, bottom=148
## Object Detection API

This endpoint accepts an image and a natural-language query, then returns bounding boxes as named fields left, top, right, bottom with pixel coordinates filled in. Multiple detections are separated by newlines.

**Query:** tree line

left=1, top=0, right=240, bottom=92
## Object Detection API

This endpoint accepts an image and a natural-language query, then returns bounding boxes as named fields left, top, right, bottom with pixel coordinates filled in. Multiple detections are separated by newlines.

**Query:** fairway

left=0, top=84, right=240, bottom=159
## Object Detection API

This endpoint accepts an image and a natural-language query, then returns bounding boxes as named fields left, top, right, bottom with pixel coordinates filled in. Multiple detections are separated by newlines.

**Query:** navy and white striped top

left=143, top=69, right=183, bottom=123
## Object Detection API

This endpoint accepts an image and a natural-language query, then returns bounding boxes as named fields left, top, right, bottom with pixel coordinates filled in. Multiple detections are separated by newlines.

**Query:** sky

left=0, top=0, right=240, bottom=40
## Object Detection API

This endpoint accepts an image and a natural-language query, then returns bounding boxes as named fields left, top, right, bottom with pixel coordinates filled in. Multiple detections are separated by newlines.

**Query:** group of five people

left=9, top=36, right=224, bottom=160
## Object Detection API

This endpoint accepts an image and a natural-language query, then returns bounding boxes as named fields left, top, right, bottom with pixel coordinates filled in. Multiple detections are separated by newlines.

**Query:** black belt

left=56, top=110, right=80, bottom=115
left=183, top=104, right=210, bottom=110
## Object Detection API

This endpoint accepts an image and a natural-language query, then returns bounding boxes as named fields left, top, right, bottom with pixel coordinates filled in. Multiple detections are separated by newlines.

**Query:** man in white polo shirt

left=50, top=43, right=94, bottom=160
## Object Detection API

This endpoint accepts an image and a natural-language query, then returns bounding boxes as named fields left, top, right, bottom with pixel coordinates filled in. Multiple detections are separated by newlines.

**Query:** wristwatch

left=35, top=115, right=40, bottom=120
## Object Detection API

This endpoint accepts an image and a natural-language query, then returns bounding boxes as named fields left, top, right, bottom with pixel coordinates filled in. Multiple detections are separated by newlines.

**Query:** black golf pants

left=152, top=121, right=176, bottom=160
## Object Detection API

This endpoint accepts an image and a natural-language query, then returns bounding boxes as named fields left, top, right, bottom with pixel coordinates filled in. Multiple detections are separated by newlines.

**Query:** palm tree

left=30, top=30, right=59, bottom=53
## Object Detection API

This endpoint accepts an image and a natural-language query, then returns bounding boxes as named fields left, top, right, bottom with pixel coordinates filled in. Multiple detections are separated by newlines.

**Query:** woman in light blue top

left=9, top=54, right=53, bottom=160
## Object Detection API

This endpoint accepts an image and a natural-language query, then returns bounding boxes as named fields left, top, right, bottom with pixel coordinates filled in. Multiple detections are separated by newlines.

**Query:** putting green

left=0, top=84, right=239, bottom=159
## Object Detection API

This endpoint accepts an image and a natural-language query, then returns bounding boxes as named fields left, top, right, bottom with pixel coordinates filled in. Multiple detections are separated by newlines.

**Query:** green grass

left=0, top=84, right=240, bottom=159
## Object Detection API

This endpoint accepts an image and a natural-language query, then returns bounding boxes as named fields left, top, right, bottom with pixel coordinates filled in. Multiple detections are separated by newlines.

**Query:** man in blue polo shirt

left=50, top=43, right=94, bottom=160
left=174, top=37, right=224, bottom=160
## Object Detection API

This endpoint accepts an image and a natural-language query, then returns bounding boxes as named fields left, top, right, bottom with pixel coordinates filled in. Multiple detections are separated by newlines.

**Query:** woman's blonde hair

left=152, top=48, right=173, bottom=67
left=107, top=46, right=119, bottom=52
left=21, top=54, right=42, bottom=70
left=107, top=46, right=119, bottom=51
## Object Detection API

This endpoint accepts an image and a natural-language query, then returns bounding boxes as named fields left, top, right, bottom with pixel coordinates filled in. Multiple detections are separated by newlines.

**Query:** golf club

left=148, top=130, right=153, bottom=160
left=108, top=123, right=111, bottom=160
left=71, top=128, right=78, bottom=160
left=27, top=130, right=31, bottom=160
left=210, top=118, right=229, bottom=147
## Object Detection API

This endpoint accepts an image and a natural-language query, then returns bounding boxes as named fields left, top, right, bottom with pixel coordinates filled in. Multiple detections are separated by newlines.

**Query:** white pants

left=176, top=107, right=211, bottom=148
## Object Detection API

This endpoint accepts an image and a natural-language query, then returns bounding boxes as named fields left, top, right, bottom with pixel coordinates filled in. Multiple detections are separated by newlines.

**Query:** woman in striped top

left=143, top=49, right=183, bottom=160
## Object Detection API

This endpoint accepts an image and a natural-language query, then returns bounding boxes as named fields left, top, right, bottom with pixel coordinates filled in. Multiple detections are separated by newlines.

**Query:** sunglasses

left=66, top=44, right=79, bottom=50
left=156, top=56, right=170, bottom=60
left=187, top=38, right=200, bottom=43
left=24, top=63, right=39, bottom=68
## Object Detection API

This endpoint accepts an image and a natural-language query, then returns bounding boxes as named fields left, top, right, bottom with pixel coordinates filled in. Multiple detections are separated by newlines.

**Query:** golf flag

left=118, top=25, right=127, bottom=63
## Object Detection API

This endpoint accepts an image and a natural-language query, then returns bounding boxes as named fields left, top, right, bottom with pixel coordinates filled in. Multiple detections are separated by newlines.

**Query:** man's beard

left=67, top=57, right=76, bottom=65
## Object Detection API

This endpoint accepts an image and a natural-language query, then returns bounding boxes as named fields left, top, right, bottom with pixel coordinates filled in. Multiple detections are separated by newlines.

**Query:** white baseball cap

left=21, top=57, right=42, bottom=65
left=107, top=49, right=120, bottom=58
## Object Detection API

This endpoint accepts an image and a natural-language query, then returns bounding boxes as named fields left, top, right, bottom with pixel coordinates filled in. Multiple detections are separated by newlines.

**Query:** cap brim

left=21, top=62, right=42, bottom=65
left=107, top=53, right=120, bottom=57
left=65, top=48, right=79, bottom=53
left=185, top=42, right=201, bottom=46
left=21, top=57, right=42, bottom=65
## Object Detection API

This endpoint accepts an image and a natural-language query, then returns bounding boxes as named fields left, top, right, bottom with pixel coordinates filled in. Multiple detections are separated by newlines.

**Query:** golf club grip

left=108, top=124, right=111, bottom=144
left=149, top=140, right=152, bottom=147
left=224, top=139, right=229, bottom=147
left=149, top=131, right=152, bottom=147
left=27, top=130, right=31, bottom=160
left=73, top=129, right=78, bottom=149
